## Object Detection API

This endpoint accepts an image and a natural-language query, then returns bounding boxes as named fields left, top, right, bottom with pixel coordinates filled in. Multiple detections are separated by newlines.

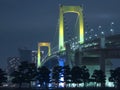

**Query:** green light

left=37, top=45, right=41, bottom=68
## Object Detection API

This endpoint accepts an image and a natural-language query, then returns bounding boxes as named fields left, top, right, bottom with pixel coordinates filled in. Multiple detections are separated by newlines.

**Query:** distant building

left=7, top=57, right=21, bottom=74
left=32, top=50, right=37, bottom=64
left=18, top=48, right=32, bottom=62
left=7, top=57, right=21, bottom=85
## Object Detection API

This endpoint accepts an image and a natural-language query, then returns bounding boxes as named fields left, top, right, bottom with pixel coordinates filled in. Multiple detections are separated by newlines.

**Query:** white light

left=110, top=29, right=113, bottom=32
left=106, top=82, right=114, bottom=87
left=37, top=84, right=40, bottom=87
left=90, top=29, right=94, bottom=32
left=75, top=42, right=78, bottom=44
left=111, top=22, right=114, bottom=25
left=89, top=36, right=92, bottom=39
left=101, top=31, right=104, bottom=34
left=95, top=34, right=97, bottom=37
left=75, top=36, right=77, bottom=39
left=98, top=26, right=101, bottom=28
left=59, top=77, right=64, bottom=87
left=41, top=51, right=44, bottom=54
left=72, top=38, right=74, bottom=40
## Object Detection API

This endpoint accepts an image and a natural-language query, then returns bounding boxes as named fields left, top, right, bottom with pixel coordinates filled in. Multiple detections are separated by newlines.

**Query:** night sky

left=0, top=0, right=120, bottom=69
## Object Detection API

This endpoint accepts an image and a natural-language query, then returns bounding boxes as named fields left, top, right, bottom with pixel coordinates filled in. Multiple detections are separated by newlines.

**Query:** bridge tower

left=37, top=42, right=51, bottom=67
left=59, top=5, right=84, bottom=51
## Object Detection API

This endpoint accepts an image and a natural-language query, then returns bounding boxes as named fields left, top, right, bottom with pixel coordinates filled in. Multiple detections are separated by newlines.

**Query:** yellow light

left=37, top=42, right=51, bottom=68
left=59, top=5, right=84, bottom=51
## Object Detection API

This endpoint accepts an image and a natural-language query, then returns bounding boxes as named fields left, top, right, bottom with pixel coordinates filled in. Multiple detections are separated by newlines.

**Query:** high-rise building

left=7, top=56, right=21, bottom=86
left=7, top=57, right=21, bottom=74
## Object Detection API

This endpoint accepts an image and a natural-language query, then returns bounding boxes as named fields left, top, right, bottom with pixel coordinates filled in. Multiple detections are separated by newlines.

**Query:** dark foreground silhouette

left=0, top=87, right=119, bottom=90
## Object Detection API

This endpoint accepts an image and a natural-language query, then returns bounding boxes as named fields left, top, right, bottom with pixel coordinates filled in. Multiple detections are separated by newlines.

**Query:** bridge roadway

left=41, top=47, right=120, bottom=68
left=41, top=54, right=58, bottom=66
left=81, top=34, right=120, bottom=49
left=41, top=34, right=120, bottom=70
left=83, top=48, right=120, bottom=58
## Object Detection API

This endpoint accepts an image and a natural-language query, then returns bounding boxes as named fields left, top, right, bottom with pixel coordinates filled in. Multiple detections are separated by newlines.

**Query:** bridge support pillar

left=100, top=36, right=105, bottom=48
left=74, top=48, right=82, bottom=66
left=65, top=43, right=72, bottom=68
left=37, top=42, right=51, bottom=68
left=99, top=50, right=105, bottom=87
left=59, top=5, right=84, bottom=52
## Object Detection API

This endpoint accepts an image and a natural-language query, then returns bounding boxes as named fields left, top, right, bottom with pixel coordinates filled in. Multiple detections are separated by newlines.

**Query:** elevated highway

left=41, top=34, right=120, bottom=71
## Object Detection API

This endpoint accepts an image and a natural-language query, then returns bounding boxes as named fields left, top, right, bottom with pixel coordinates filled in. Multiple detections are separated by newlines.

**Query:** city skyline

left=0, top=0, right=120, bottom=69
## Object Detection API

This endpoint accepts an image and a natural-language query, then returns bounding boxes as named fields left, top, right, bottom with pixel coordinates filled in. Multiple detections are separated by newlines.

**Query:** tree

left=52, top=66, right=62, bottom=88
left=0, top=68, right=7, bottom=86
left=63, top=65, right=71, bottom=88
left=11, top=71, right=23, bottom=87
left=80, top=66, right=90, bottom=87
left=25, top=63, right=37, bottom=87
left=109, top=67, right=120, bottom=88
left=11, top=61, right=37, bottom=88
left=91, top=69, right=106, bottom=87
left=37, top=66, right=50, bottom=88
left=71, top=66, right=90, bottom=87
left=71, top=66, right=82, bottom=87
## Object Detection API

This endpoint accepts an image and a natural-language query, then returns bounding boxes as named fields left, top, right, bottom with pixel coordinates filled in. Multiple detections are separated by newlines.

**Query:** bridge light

left=75, top=36, right=77, bottom=39
left=101, top=31, right=104, bottom=35
left=95, top=34, right=97, bottom=37
left=90, top=28, right=94, bottom=32
left=85, top=38, right=88, bottom=41
left=98, top=25, right=102, bottom=28
left=95, top=34, right=98, bottom=38
left=89, top=36, right=92, bottom=39
left=85, top=31, right=87, bottom=34
left=111, top=22, right=114, bottom=25
left=110, top=29, right=113, bottom=32
left=110, top=21, right=114, bottom=35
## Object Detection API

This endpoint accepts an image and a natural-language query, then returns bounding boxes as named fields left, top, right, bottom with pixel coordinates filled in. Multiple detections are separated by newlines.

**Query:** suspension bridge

left=37, top=5, right=120, bottom=73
